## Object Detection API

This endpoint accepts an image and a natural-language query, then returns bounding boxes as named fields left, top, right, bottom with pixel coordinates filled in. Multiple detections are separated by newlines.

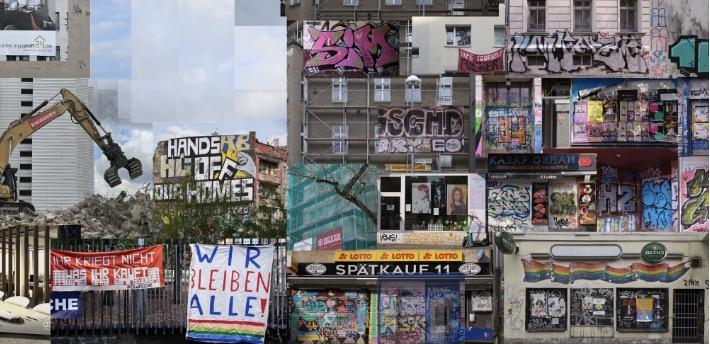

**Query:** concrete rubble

left=0, top=192, right=152, bottom=239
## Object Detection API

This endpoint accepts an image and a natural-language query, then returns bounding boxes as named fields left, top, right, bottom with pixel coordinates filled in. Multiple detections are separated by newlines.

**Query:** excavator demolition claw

left=102, top=140, right=143, bottom=188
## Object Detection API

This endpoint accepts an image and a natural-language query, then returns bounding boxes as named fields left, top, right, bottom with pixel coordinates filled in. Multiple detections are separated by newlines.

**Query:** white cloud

left=155, top=125, right=203, bottom=142
left=234, top=26, right=286, bottom=90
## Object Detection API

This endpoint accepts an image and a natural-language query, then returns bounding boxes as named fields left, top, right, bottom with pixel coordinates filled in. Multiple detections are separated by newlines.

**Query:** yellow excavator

left=0, top=88, right=142, bottom=213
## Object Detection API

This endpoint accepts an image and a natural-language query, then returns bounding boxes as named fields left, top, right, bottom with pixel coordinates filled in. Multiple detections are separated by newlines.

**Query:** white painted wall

left=411, top=4, right=505, bottom=75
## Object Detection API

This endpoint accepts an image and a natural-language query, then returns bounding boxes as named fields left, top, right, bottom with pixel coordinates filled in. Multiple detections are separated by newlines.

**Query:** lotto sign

left=187, top=245, right=274, bottom=344
left=50, top=245, right=164, bottom=291
left=333, top=250, right=462, bottom=262
left=51, top=291, right=81, bottom=319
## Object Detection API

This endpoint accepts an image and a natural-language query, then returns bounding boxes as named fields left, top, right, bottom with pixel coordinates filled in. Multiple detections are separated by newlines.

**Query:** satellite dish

left=405, top=75, right=421, bottom=86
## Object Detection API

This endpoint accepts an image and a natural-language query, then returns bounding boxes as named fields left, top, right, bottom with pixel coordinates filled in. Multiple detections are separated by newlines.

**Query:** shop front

left=486, top=153, right=597, bottom=232
left=289, top=248, right=495, bottom=343
left=501, top=232, right=709, bottom=344
left=377, top=173, right=488, bottom=247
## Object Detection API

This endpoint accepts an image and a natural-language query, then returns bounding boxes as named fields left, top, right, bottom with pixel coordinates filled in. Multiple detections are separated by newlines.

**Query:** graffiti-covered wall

left=487, top=181, right=532, bottom=232
left=679, top=157, right=709, bottom=232
left=152, top=135, right=256, bottom=203
left=375, top=107, right=466, bottom=154
left=303, top=21, right=399, bottom=77
left=290, top=290, right=369, bottom=343
left=506, top=0, right=708, bottom=78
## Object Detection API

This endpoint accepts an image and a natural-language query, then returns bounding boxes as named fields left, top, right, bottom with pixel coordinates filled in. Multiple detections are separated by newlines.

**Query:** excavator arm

left=0, top=88, right=142, bottom=208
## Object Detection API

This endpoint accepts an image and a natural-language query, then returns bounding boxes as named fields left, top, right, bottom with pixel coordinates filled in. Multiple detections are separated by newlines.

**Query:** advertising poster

left=411, top=182, right=431, bottom=214
left=635, top=298, right=653, bottom=322
left=316, top=228, right=343, bottom=250
left=0, top=0, right=60, bottom=57
left=471, top=291, right=493, bottom=311
left=50, top=245, right=164, bottom=291
left=530, top=293, right=547, bottom=317
left=187, top=244, right=275, bottom=344
left=587, top=101, right=604, bottom=123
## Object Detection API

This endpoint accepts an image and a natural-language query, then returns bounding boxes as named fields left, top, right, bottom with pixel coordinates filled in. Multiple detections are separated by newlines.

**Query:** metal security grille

left=50, top=238, right=288, bottom=339
left=673, top=289, right=704, bottom=343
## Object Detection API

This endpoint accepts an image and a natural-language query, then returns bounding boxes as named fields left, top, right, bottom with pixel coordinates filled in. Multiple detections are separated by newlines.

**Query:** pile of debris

left=0, top=192, right=153, bottom=239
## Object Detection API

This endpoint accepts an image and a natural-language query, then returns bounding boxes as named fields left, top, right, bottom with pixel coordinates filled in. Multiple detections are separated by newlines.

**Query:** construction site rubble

left=0, top=192, right=152, bottom=239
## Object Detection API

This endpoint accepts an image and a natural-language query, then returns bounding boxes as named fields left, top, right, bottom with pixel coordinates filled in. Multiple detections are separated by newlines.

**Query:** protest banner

left=50, top=245, right=164, bottom=291
left=458, top=48, right=505, bottom=74
left=187, top=244, right=275, bottom=344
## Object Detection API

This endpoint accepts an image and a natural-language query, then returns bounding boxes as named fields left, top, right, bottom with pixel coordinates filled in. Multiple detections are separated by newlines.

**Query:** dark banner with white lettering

left=298, top=262, right=490, bottom=276
left=51, top=291, right=82, bottom=319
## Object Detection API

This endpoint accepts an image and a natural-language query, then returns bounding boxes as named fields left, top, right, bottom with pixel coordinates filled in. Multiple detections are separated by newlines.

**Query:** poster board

left=616, top=288, right=668, bottom=332
left=570, top=288, right=614, bottom=326
left=525, top=288, right=567, bottom=332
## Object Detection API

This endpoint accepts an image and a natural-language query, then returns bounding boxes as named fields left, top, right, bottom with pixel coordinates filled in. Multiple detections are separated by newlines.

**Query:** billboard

left=153, top=135, right=256, bottom=203
left=0, top=0, right=64, bottom=59
left=303, top=21, right=399, bottom=77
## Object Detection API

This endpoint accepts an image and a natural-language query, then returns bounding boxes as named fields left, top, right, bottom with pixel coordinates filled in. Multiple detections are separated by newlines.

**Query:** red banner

left=51, top=245, right=164, bottom=291
left=458, top=48, right=504, bottom=74
left=317, top=227, right=343, bottom=250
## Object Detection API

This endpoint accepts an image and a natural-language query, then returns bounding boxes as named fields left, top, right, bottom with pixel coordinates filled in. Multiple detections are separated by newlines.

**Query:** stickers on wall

left=531, top=183, right=548, bottom=225
left=548, top=180, right=578, bottom=230
left=578, top=183, right=597, bottom=226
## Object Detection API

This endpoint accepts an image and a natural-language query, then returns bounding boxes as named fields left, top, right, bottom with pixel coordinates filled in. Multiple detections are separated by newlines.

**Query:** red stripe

left=189, top=319, right=265, bottom=326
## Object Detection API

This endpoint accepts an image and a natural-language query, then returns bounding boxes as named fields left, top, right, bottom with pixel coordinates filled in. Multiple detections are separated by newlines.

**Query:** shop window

left=526, top=288, right=567, bottom=332
left=616, top=288, right=668, bottom=332
left=570, top=288, right=614, bottom=326
left=445, top=26, right=471, bottom=47
left=374, top=78, right=391, bottom=102
left=528, top=0, right=546, bottom=32
left=404, top=175, right=468, bottom=231
left=620, top=0, right=637, bottom=32
left=574, top=0, right=592, bottom=32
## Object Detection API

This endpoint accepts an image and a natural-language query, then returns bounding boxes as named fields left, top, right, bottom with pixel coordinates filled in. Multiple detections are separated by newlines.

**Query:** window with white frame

left=574, top=0, right=592, bottom=32
left=417, top=0, right=433, bottom=6
left=528, top=0, right=546, bottom=32
left=290, top=0, right=300, bottom=5
left=620, top=0, right=637, bottom=32
left=343, top=0, right=358, bottom=5
left=405, top=80, right=421, bottom=103
left=332, top=124, right=348, bottom=139
left=385, top=0, right=401, bottom=5
left=332, top=78, right=347, bottom=103
left=493, top=26, right=506, bottom=47
left=332, top=140, right=348, bottom=154
left=374, top=78, right=391, bottom=102
left=445, top=26, right=471, bottom=47
left=437, top=77, right=453, bottom=105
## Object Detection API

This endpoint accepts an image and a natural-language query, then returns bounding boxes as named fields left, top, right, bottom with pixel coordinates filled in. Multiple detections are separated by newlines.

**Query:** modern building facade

left=285, top=0, right=709, bottom=343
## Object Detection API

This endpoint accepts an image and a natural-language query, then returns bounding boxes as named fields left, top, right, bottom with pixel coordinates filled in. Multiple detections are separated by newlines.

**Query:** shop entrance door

left=673, top=289, right=704, bottom=343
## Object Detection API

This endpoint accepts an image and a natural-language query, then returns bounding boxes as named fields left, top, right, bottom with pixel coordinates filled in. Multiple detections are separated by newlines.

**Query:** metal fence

left=50, top=238, right=289, bottom=339
left=0, top=225, right=51, bottom=306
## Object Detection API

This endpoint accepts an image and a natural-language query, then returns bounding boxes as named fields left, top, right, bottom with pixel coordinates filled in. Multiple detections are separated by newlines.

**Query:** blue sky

left=90, top=0, right=286, bottom=196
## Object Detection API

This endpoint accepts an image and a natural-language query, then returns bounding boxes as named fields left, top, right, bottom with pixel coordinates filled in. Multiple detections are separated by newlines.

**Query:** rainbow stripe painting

left=521, top=259, right=690, bottom=284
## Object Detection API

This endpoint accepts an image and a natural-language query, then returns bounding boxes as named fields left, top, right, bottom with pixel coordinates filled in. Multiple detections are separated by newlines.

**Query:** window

left=617, top=289, right=668, bottom=332
left=20, top=89, right=32, bottom=95
left=448, top=0, right=464, bottom=15
left=19, top=151, right=32, bottom=157
left=405, top=81, right=421, bottom=103
left=37, top=56, right=47, bottom=61
left=445, top=26, right=471, bottom=47
left=385, top=0, right=401, bottom=5
left=332, top=78, right=347, bottom=103
left=19, top=164, right=32, bottom=170
left=19, top=55, right=29, bottom=61
left=21, top=139, right=31, bottom=144
left=6, top=56, right=17, bottom=61
left=437, top=77, right=453, bottom=106
left=332, top=124, right=348, bottom=139
left=411, top=47, right=420, bottom=58
left=374, top=78, right=391, bottom=102
left=493, top=26, right=506, bottom=47
left=19, top=190, right=31, bottom=197
left=620, top=0, right=637, bottom=32
left=290, top=0, right=300, bottom=5
left=573, top=54, right=592, bottom=66
left=332, top=140, right=347, bottom=154
left=20, top=78, right=32, bottom=82
left=20, top=101, right=32, bottom=107
left=574, top=0, right=592, bottom=32
left=528, top=0, right=546, bottom=32
left=417, top=0, right=433, bottom=5
left=50, top=46, right=60, bottom=61
left=343, top=0, right=358, bottom=5
left=19, top=177, right=31, bottom=183
left=526, top=288, right=567, bottom=331
left=20, top=113, right=29, bottom=118
left=527, top=55, right=546, bottom=66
